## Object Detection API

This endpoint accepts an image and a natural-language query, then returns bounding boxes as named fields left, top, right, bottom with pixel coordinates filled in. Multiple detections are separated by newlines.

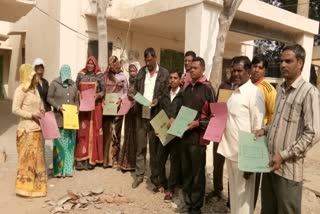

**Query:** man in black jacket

left=158, top=70, right=183, bottom=202
left=132, top=48, right=169, bottom=189
left=178, top=57, right=216, bottom=214
left=33, top=58, right=51, bottom=112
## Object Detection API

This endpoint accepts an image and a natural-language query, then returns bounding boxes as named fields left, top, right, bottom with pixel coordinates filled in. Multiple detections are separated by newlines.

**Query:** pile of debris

left=43, top=187, right=133, bottom=213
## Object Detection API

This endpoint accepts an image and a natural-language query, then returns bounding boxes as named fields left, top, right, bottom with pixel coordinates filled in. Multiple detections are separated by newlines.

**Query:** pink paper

left=79, top=88, right=95, bottom=111
left=39, top=111, right=60, bottom=140
left=203, top=103, right=228, bottom=142
left=117, top=96, right=133, bottom=115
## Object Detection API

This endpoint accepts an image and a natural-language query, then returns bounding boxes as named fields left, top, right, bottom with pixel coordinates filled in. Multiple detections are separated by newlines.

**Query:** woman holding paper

left=75, top=56, right=105, bottom=170
left=118, top=62, right=140, bottom=171
left=12, top=64, right=47, bottom=197
left=102, top=56, right=128, bottom=168
left=47, top=64, right=78, bottom=177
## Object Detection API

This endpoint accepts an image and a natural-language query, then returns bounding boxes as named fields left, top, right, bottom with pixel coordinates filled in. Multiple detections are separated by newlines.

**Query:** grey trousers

left=261, top=173, right=302, bottom=214
left=135, top=117, right=160, bottom=182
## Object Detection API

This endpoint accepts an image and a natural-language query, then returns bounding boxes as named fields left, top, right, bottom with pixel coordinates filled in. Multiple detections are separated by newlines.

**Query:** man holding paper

left=176, top=57, right=215, bottom=214
left=132, top=48, right=169, bottom=189
left=250, top=54, right=277, bottom=208
left=255, top=45, right=320, bottom=214
left=157, top=70, right=183, bottom=202
left=217, top=56, right=265, bottom=214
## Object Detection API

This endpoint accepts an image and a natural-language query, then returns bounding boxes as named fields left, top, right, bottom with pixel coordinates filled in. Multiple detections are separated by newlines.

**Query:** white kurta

left=218, top=80, right=265, bottom=214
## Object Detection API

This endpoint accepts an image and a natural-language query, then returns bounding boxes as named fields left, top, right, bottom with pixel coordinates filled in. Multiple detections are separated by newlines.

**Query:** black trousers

left=254, top=173, right=261, bottom=209
left=135, top=117, right=160, bottom=183
left=158, top=138, right=181, bottom=192
left=181, top=142, right=206, bottom=214
left=213, top=142, right=225, bottom=192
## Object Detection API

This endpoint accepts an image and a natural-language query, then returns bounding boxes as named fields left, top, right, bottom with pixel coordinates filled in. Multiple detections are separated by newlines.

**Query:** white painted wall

left=24, top=0, right=61, bottom=84
left=296, top=33, right=314, bottom=81
left=7, top=35, right=22, bottom=98
left=59, top=0, right=85, bottom=81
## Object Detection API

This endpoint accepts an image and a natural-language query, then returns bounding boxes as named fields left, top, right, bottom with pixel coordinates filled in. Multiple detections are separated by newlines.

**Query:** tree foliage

left=255, top=0, right=319, bottom=75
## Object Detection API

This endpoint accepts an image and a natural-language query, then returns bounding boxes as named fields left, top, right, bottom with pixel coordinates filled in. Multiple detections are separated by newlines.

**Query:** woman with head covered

left=118, top=62, right=140, bottom=171
left=47, top=65, right=78, bottom=177
left=75, top=56, right=105, bottom=170
left=12, top=64, right=47, bottom=197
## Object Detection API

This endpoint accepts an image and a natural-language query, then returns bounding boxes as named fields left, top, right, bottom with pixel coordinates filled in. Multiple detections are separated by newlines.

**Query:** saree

left=53, top=129, right=76, bottom=176
left=16, top=130, right=47, bottom=197
left=75, top=82, right=104, bottom=165
left=103, top=60, right=124, bottom=168
left=118, top=107, right=136, bottom=171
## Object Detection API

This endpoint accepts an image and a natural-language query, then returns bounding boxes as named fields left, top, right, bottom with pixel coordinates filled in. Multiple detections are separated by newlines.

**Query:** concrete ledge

left=0, top=0, right=35, bottom=22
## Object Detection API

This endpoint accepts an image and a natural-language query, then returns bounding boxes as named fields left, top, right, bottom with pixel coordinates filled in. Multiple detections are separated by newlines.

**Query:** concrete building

left=0, top=0, right=319, bottom=99
left=0, top=0, right=35, bottom=98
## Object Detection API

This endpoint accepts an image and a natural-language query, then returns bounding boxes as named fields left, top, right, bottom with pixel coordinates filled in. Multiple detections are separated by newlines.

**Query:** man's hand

left=151, top=99, right=159, bottom=107
left=269, top=153, right=283, bottom=171
left=188, top=120, right=199, bottom=130
left=167, top=118, right=175, bottom=129
left=254, top=129, right=265, bottom=140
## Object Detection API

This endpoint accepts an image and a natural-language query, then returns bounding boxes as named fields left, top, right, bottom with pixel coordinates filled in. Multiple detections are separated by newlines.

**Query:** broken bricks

left=42, top=188, right=132, bottom=213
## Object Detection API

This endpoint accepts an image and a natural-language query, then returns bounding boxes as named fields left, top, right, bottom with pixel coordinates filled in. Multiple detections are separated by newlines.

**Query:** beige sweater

left=12, top=85, right=44, bottom=132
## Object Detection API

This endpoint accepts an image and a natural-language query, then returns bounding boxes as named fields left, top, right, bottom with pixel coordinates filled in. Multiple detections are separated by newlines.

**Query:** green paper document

left=150, top=110, right=175, bottom=146
left=238, top=131, right=270, bottom=173
left=134, top=92, right=152, bottom=106
left=167, top=106, right=198, bottom=138
left=103, top=93, right=119, bottom=115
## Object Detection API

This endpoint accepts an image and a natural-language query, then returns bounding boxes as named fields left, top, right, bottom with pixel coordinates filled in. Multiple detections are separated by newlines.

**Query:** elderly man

left=132, top=47, right=169, bottom=189
left=255, top=44, right=320, bottom=214
left=218, top=56, right=265, bottom=214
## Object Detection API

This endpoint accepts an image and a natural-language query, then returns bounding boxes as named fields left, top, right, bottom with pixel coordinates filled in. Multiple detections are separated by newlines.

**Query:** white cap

left=32, top=58, right=45, bottom=68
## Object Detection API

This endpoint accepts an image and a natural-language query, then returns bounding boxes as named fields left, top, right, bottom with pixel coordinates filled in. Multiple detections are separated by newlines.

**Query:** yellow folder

left=62, top=104, right=79, bottom=130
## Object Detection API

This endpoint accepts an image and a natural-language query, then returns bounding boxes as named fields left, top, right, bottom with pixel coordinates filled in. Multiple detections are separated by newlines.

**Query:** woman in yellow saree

left=12, top=64, right=47, bottom=197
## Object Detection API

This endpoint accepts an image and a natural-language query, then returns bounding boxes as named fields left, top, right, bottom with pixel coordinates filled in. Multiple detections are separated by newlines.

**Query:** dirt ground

left=0, top=99, right=319, bottom=214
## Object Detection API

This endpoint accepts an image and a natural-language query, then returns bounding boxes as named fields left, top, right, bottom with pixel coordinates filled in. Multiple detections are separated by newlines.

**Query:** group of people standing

left=12, top=44, right=319, bottom=214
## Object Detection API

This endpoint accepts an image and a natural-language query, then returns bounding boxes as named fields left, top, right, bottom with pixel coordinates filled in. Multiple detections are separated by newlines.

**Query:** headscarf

left=19, top=64, right=37, bottom=92
left=80, top=56, right=101, bottom=74
left=105, top=55, right=119, bottom=93
left=129, top=61, right=141, bottom=73
left=60, top=64, right=72, bottom=87
left=32, top=58, right=45, bottom=68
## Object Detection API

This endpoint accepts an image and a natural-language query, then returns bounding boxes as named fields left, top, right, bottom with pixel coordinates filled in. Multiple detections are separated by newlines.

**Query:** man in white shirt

left=218, top=56, right=265, bottom=214
left=132, top=48, right=169, bottom=189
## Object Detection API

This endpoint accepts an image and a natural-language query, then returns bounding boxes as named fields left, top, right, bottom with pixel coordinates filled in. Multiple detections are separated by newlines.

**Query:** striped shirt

left=255, top=79, right=277, bottom=125
left=265, top=75, right=320, bottom=182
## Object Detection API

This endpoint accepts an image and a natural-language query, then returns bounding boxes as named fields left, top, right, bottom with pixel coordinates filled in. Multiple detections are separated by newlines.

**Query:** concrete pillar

left=297, top=0, right=309, bottom=17
left=297, top=33, right=314, bottom=81
left=8, top=35, right=22, bottom=99
left=185, top=3, right=221, bottom=170
left=184, top=3, right=220, bottom=77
